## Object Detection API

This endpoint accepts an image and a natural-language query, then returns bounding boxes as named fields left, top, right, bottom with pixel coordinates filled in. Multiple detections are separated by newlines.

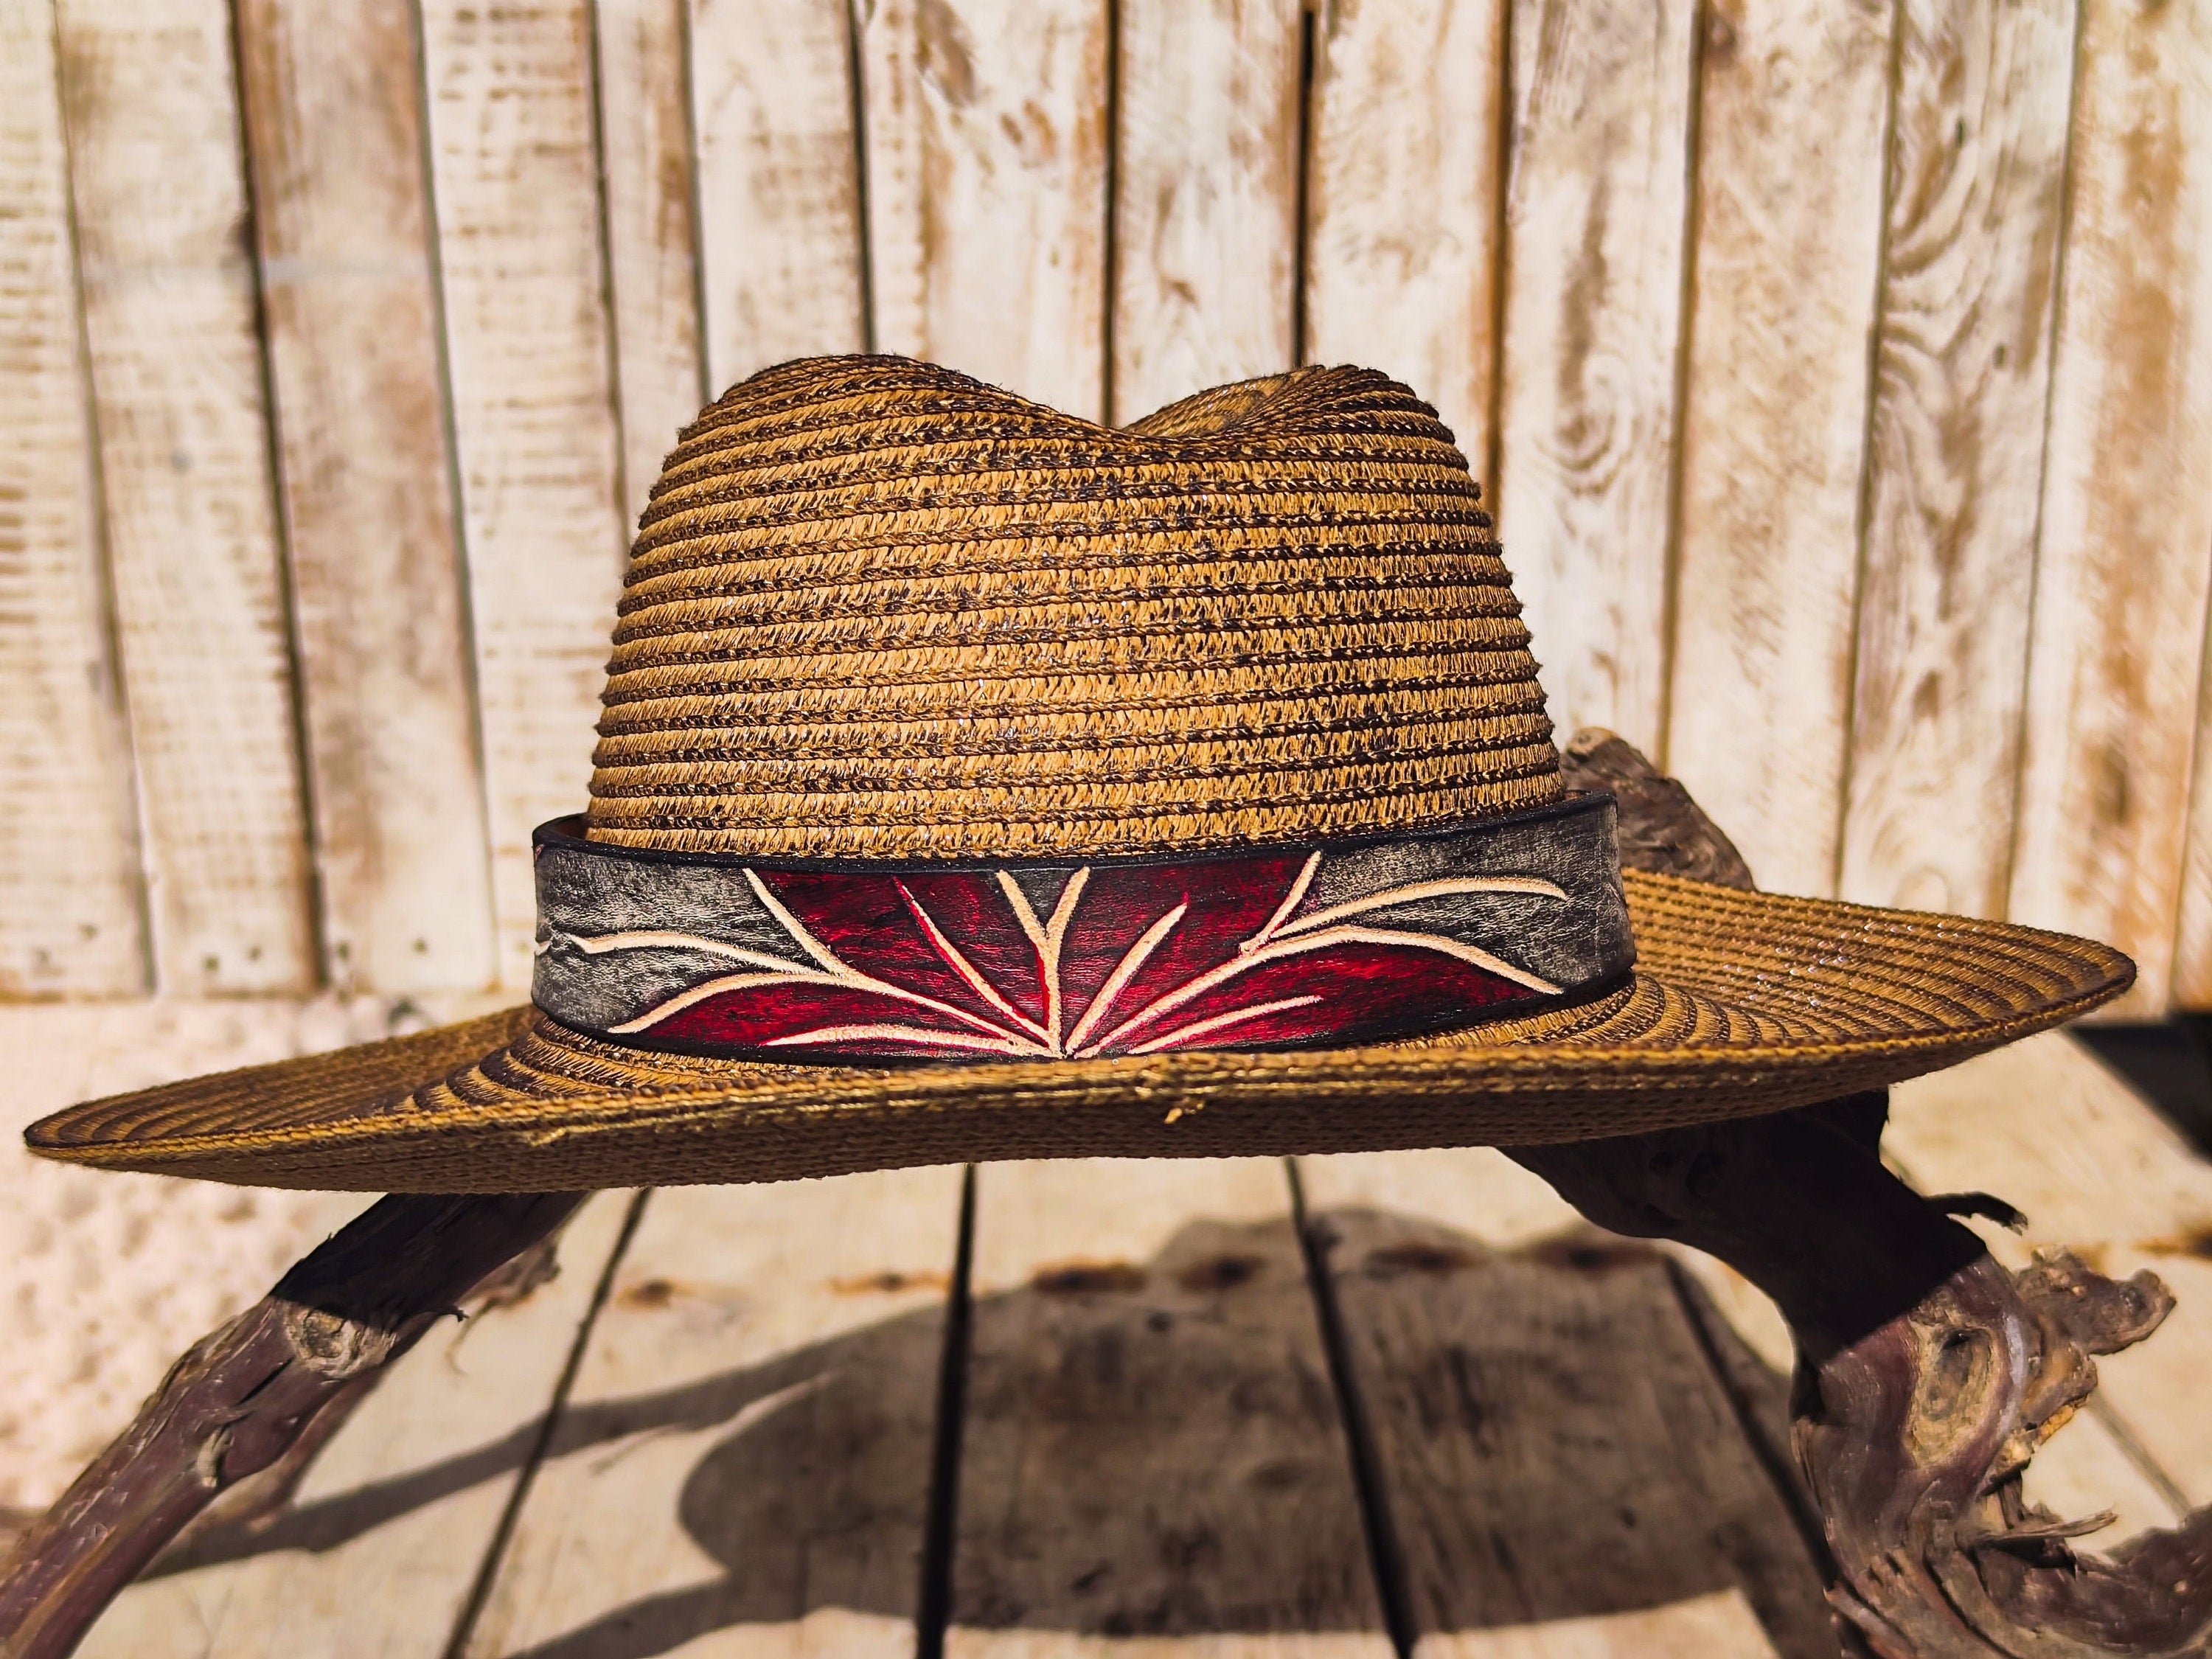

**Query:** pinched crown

left=585, top=355, right=1560, bottom=858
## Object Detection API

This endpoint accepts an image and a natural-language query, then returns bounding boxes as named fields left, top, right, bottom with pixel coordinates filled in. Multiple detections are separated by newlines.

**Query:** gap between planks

left=459, top=1166, right=970, bottom=1657
left=417, top=0, right=632, bottom=992
left=945, top=1155, right=1391, bottom=1656
left=0, top=0, right=149, bottom=998
left=2011, top=0, right=2212, bottom=1014
left=233, top=0, right=499, bottom=993
left=1294, top=1147, right=1830, bottom=1659
left=54, top=0, right=319, bottom=996
left=443, top=1186, right=655, bottom=1658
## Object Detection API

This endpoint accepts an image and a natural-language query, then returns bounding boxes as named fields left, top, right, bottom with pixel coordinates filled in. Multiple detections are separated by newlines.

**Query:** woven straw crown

left=586, top=355, right=1563, bottom=858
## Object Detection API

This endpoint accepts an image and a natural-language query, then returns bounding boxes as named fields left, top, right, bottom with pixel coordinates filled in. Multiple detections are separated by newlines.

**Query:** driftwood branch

left=1537, top=729, right=2212, bottom=1658
left=0, top=1192, right=582, bottom=1659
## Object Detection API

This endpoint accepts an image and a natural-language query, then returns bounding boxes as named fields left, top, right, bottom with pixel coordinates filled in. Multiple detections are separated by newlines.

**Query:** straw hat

left=27, top=357, right=2129, bottom=1192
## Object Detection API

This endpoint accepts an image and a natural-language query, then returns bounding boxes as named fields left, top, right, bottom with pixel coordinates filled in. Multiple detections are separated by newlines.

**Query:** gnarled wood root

left=1519, top=1112, right=2212, bottom=1658
left=1807, top=1251, right=2209, bottom=1658
left=1551, top=729, right=2212, bottom=1658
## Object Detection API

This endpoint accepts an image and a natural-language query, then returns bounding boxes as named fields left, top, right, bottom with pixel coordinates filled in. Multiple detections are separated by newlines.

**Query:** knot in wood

left=279, top=1301, right=406, bottom=1379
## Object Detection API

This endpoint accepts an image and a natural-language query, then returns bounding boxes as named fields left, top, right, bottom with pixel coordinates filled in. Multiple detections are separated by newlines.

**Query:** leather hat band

left=529, top=794, right=1634, bottom=1065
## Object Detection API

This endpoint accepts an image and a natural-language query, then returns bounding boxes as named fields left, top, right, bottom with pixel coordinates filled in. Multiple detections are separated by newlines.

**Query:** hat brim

left=25, top=872, right=2132, bottom=1192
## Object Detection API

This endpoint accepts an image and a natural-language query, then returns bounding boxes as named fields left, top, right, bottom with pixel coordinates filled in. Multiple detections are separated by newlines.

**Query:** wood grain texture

left=1491, top=0, right=1697, bottom=757
left=861, top=0, right=1109, bottom=417
left=2178, top=650, right=2212, bottom=1007
left=69, top=1192, right=635, bottom=1659
left=54, top=0, right=315, bottom=995
left=1108, top=0, right=1303, bottom=424
left=463, top=1169, right=966, bottom=1658
left=2008, top=0, right=2212, bottom=1014
left=1298, top=1150, right=1836, bottom=1659
left=0, top=0, right=147, bottom=997
left=419, top=0, right=629, bottom=988
left=234, top=0, right=496, bottom=993
left=949, top=1158, right=1390, bottom=1655
left=1839, top=0, right=2078, bottom=922
left=1293, top=1129, right=1801, bottom=1404
left=593, top=0, right=706, bottom=530
left=1303, top=0, right=1505, bottom=462
left=1413, top=1590, right=1784, bottom=1659
left=687, top=0, right=866, bottom=395
left=1663, top=0, right=1893, bottom=901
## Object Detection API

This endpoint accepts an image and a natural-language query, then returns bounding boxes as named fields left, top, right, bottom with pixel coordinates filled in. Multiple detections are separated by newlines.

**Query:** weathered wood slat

left=0, top=0, right=147, bottom=997
left=1839, top=0, right=2079, bottom=921
left=861, top=0, right=1110, bottom=417
left=234, top=0, right=496, bottom=993
left=1491, top=0, right=1697, bottom=756
left=1414, top=1591, right=1785, bottom=1658
left=1663, top=0, right=1893, bottom=900
left=1298, top=1149, right=1835, bottom=1659
left=687, top=0, right=866, bottom=394
left=462, top=1169, right=967, bottom=1657
left=1303, top=0, right=1504, bottom=462
left=72, top=1189, right=637, bottom=1659
left=2008, top=0, right=2212, bottom=1014
left=2180, top=699, right=2212, bottom=1008
left=419, top=0, right=630, bottom=989
left=949, top=1157, right=1391, bottom=1654
left=1885, top=1032, right=2212, bottom=1508
left=592, top=0, right=707, bottom=530
left=1109, top=0, right=1303, bottom=423
left=52, top=0, right=316, bottom=995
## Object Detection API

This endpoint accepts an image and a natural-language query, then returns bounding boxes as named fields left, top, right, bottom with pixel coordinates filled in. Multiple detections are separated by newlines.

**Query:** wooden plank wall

left=5, top=0, right=2212, bottom=1011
